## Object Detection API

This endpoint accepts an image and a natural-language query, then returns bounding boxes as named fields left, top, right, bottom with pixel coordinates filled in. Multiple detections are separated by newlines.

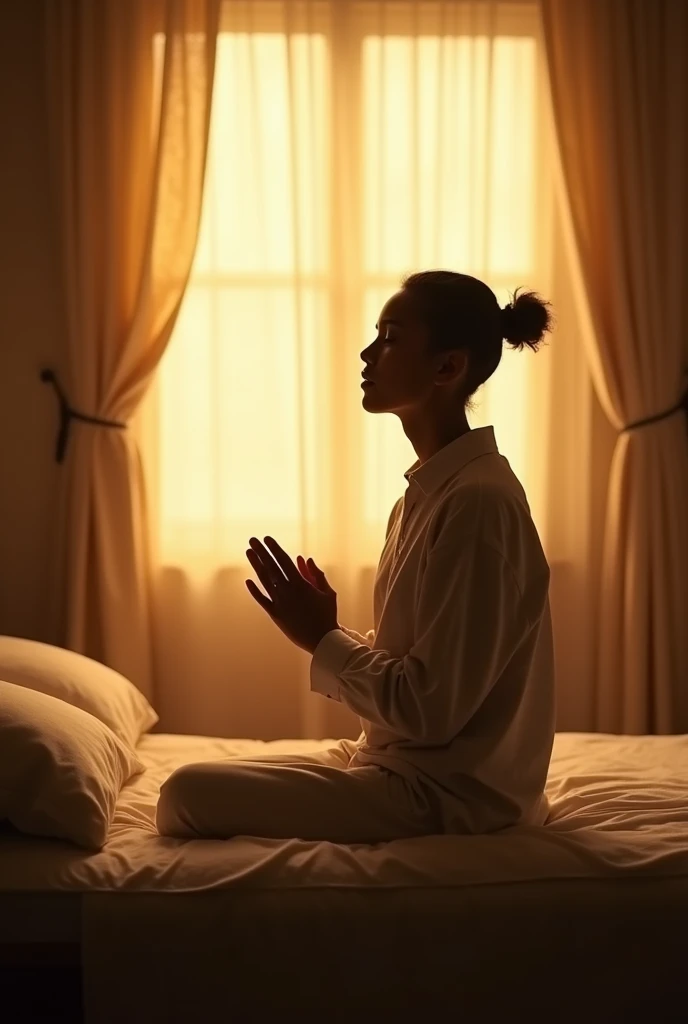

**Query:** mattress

left=2, top=730, right=688, bottom=1021
left=2, top=730, right=688, bottom=923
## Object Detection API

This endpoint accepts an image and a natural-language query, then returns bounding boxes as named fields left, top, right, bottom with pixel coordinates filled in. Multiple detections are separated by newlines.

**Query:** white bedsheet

left=1, top=730, right=688, bottom=895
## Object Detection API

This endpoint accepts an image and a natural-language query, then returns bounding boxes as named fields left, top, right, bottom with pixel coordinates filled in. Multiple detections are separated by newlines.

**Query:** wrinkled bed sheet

left=2, top=730, right=688, bottom=893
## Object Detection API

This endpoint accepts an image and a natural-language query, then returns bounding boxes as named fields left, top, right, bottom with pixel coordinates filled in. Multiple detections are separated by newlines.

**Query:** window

left=149, top=1, right=553, bottom=567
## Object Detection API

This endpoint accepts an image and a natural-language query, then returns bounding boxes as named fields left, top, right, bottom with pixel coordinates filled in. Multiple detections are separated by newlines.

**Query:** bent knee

left=156, top=763, right=204, bottom=838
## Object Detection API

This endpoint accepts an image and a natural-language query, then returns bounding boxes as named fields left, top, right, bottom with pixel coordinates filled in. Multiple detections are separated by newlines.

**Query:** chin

left=361, top=389, right=384, bottom=411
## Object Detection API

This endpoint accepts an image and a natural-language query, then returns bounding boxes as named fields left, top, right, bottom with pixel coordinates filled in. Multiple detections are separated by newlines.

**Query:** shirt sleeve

left=310, top=532, right=532, bottom=742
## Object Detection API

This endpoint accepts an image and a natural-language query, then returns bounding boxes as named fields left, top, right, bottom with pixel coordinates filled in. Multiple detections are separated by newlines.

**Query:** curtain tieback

left=40, top=369, right=127, bottom=464
left=622, top=387, right=688, bottom=434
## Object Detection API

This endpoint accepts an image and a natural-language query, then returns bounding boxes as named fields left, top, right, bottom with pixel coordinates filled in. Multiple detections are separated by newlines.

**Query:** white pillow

left=0, top=679, right=144, bottom=850
left=0, top=635, right=158, bottom=749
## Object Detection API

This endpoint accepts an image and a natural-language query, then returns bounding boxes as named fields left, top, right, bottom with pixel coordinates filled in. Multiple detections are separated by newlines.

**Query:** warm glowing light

left=155, top=21, right=543, bottom=565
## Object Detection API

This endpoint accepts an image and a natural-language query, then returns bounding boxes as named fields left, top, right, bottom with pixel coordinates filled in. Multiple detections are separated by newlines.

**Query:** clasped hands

left=245, top=536, right=339, bottom=655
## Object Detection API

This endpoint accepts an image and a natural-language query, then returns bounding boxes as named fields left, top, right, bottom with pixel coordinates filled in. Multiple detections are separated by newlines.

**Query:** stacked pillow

left=0, top=636, right=158, bottom=850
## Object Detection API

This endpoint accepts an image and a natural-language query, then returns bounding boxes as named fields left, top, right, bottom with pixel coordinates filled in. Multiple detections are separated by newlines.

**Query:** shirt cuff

left=310, top=629, right=363, bottom=702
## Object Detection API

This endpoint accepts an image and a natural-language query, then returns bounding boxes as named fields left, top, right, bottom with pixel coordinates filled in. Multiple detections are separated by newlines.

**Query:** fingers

left=246, top=547, right=283, bottom=593
left=245, top=577, right=273, bottom=612
left=254, top=536, right=300, bottom=584
left=247, top=536, right=322, bottom=592
left=297, top=554, right=325, bottom=591
left=296, top=554, right=314, bottom=584
left=248, top=537, right=288, bottom=587
left=308, top=557, right=325, bottom=584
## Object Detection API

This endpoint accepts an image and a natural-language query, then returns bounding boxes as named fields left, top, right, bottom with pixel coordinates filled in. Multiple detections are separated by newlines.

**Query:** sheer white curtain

left=135, top=0, right=597, bottom=740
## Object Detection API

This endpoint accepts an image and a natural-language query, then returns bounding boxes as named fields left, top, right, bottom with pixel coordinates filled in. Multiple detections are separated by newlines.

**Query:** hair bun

left=501, top=288, right=553, bottom=351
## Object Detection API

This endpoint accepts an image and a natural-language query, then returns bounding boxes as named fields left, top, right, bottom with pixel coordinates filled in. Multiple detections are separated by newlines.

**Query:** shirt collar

left=403, top=425, right=499, bottom=497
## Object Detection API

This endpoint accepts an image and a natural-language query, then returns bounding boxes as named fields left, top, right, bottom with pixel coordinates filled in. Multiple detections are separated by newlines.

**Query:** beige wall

left=0, top=1, right=64, bottom=643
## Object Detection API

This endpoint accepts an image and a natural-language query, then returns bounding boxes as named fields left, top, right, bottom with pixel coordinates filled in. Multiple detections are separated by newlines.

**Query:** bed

left=1, top=729, right=688, bottom=1023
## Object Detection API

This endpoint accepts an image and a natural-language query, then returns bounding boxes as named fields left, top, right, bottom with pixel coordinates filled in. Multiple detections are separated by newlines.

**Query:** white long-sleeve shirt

left=310, top=425, right=555, bottom=834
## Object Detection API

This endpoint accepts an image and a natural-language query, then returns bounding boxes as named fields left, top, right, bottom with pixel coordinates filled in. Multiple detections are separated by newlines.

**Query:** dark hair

left=400, top=270, right=553, bottom=403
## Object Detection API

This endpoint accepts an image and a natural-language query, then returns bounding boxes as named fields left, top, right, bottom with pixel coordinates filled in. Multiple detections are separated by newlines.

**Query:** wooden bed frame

left=2, top=874, right=687, bottom=1023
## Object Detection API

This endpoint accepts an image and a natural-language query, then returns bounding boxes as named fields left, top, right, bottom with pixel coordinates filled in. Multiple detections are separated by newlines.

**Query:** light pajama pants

left=155, top=737, right=440, bottom=843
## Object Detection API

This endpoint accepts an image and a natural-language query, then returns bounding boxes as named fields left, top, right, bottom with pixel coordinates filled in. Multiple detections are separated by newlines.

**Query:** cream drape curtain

left=541, top=0, right=688, bottom=733
left=136, top=0, right=595, bottom=740
left=44, top=0, right=219, bottom=697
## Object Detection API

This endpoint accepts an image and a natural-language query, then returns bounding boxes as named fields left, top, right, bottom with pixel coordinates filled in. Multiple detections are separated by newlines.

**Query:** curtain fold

left=44, top=0, right=219, bottom=698
left=540, top=0, right=688, bottom=732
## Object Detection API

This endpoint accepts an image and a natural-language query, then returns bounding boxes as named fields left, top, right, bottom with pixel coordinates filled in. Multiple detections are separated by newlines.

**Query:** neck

left=401, top=410, right=471, bottom=465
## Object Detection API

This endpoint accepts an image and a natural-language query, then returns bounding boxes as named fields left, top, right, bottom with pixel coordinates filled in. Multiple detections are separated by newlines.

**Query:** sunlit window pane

left=362, top=35, right=536, bottom=274
left=488, top=38, right=536, bottom=273
left=154, top=10, right=545, bottom=564
left=157, top=28, right=329, bottom=562
left=159, top=285, right=328, bottom=541
left=193, top=33, right=328, bottom=275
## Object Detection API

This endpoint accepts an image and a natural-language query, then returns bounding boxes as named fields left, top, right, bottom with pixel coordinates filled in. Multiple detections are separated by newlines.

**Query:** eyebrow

left=375, top=318, right=401, bottom=329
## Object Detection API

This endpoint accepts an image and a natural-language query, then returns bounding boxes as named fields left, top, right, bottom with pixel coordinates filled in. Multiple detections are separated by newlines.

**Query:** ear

left=435, top=349, right=468, bottom=388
